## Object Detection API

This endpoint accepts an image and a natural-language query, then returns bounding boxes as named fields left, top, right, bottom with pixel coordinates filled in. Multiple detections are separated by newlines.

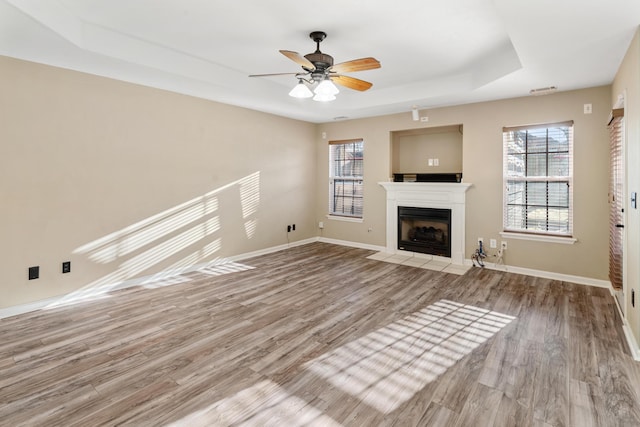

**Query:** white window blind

left=503, top=122, right=574, bottom=236
left=608, top=108, right=624, bottom=290
left=329, top=139, right=364, bottom=218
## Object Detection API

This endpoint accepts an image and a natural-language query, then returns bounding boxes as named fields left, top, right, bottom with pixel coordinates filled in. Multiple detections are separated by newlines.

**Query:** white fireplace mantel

left=379, top=182, right=472, bottom=265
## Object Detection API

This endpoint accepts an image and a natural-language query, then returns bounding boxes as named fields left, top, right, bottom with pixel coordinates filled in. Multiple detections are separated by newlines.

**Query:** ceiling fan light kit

left=251, top=31, right=380, bottom=102
left=289, top=80, right=313, bottom=98
left=313, top=92, right=336, bottom=102
left=314, top=78, right=339, bottom=96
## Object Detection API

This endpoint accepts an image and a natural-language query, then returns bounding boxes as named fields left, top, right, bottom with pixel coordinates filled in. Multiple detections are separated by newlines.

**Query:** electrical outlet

left=501, top=241, right=508, bottom=250
left=287, top=225, right=291, bottom=233
left=478, top=237, right=484, bottom=244
left=62, top=261, right=71, bottom=273
left=490, top=239, right=497, bottom=248
left=319, top=221, right=324, bottom=229
left=28, top=266, right=39, bottom=280
left=292, top=224, right=295, bottom=231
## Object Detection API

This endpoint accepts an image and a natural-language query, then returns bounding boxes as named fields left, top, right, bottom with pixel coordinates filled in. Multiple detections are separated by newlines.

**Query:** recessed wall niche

left=391, top=125, right=463, bottom=175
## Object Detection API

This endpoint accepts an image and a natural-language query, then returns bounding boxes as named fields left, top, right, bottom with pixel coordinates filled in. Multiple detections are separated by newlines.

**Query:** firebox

left=398, top=206, right=451, bottom=257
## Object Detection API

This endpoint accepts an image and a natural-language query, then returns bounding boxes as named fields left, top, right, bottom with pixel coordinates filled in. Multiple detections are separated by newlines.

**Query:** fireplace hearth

left=398, top=206, right=451, bottom=257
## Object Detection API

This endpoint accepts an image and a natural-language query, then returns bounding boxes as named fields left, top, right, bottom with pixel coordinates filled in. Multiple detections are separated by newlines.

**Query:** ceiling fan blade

left=331, top=75, right=373, bottom=91
left=330, top=57, right=381, bottom=73
left=249, top=72, right=301, bottom=77
left=280, top=50, right=315, bottom=69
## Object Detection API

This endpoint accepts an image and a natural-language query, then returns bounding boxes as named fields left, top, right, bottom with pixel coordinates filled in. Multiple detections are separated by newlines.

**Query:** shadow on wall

left=45, top=172, right=261, bottom=309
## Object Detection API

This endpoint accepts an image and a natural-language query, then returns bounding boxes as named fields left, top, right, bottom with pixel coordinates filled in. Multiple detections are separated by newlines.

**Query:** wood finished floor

left=1, top=242, right=639, bottom=426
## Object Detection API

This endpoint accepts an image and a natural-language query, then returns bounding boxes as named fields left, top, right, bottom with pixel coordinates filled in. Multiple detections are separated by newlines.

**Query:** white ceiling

left=1, top=0, right=639, bottom=123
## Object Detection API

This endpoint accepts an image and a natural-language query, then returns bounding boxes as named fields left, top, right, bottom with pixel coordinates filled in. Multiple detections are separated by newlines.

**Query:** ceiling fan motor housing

left=304, top=52, right=334, bottom=72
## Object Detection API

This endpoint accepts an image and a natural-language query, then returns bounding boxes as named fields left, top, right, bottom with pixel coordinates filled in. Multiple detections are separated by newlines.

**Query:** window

left=329, top=139, right=364, bottom=218
left=503, top=122, right=573, bottom=236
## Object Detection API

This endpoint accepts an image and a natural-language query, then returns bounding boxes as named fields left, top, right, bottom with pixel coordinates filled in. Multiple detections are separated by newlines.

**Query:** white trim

left=622, top=324, right=640, bottom=361
left=326, top=215, right=364, bottom=223
left=228, top=237, right=317, bottom=262
left=500, top=231, right=577, bottom=244
left=609, top=286, right=640, bottom=361
left=464, top=258, right=610, bottom=288
left=0, top=237, right=319, bottom=320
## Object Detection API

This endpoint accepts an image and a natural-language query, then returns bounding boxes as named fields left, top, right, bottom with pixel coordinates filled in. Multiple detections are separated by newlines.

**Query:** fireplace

left=398, top=207, right=451, bottom=257
left=379, top=182, right=471, bottom=265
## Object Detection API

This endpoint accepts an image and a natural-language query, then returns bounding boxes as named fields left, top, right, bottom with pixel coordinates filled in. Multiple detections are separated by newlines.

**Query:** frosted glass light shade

left=313, top=92, right=336, bottom=102
left=289, top=81, right=313, bottom=98
left=314, top=79, right=339, bottom=96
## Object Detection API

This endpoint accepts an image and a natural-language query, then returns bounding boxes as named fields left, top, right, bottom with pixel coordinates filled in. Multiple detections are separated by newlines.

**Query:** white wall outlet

left=428, top=158, right=434, bottom=166
left=501, top=241, right=508, bottom=250
left=433, top=158, right=439, bottom=166
left=319, top=221, right=324, bottom=229
left=583, top=103, right=592, bottom=114
left=420, top=116, right=429, bottom=122
left=490, top=239, right=497, bottom=248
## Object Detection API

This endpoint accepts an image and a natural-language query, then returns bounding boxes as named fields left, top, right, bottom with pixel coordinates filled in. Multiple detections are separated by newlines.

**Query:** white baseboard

left=609, top=287, right=640, bottom=361
left=0, top=237, right=320, bottom=320
left=464, top=259, right=611, bottom=289
left=622, top=323, right=640, bottom=361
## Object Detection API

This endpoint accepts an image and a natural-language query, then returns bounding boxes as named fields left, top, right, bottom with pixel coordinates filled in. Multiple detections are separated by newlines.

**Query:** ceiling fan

left=249, top=31, right=381, bottom=101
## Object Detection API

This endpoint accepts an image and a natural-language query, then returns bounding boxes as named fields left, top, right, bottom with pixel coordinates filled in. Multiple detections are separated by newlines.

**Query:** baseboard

left=0, top=237, right=320, bottom=320
left=622, top=324, right=640, bottom=361
left=464, top=259, right=611, bottom=289
left=609, top=287, right=640, bottom=361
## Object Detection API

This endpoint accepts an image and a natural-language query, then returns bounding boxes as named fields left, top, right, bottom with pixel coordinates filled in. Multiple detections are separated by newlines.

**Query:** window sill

left=500, top=231, right=577, bottom=245
left=327, top=215, right=364, bottom=224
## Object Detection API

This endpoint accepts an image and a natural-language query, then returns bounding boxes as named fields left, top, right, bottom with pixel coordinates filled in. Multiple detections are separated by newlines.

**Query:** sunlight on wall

left=167, top=379, right=341, bottom=427
left=304, top=299, right=515, bottom=414
left=74, top=193, right=220, bottom=264
left=46, top=172, right=261, bottom=309
left=239, top=172, right=260, bottom=239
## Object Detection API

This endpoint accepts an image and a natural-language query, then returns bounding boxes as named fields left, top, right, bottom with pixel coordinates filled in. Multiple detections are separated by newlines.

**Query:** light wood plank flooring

left=1, top=242, right=639, bottom=426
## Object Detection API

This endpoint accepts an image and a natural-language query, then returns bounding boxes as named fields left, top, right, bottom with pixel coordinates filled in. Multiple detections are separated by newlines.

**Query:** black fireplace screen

left=398, top=206, right=451, bottom=257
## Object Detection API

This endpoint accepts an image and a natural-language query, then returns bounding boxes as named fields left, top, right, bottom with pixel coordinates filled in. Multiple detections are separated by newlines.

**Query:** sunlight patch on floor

left=167, top=379, right=341, bottom=427
left=304, top=299, right=515, bottom=414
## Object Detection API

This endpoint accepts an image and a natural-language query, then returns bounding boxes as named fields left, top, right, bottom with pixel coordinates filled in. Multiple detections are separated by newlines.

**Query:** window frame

left=328, top=139, right=364, bottom=220
left=502, top=121, right=574, bottom=239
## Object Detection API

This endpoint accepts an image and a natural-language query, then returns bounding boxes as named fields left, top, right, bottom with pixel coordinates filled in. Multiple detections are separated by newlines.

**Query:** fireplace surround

left=379, top=182, right=472, bottom=265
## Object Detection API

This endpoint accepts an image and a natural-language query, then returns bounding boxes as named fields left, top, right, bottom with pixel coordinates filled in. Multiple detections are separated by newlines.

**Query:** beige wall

left=0, top=56, right=316, bottom=308
left=613, top=27, right=640, bottom=344
left=391, top=126, right=463, bottom=173
left=316, top=86, right=611, bottom=281
left=0, top=54, right=618, bottom=311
